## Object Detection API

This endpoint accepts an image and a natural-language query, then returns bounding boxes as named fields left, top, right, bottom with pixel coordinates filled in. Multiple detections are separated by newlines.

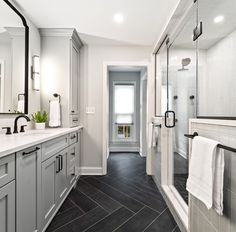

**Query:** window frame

left=112, top=81, right=137, bottom=142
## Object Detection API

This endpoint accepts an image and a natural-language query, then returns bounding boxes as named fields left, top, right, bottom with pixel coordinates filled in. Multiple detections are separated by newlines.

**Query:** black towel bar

left=184, top=132, right=236, bottom=153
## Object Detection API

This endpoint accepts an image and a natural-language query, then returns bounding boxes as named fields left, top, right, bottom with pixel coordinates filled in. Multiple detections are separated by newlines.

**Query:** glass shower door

left=167, top=9, right=197, bottom=205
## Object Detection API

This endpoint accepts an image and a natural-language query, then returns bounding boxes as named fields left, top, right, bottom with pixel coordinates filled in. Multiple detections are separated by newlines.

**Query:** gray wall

left=108, top=71, right=141, bottom=151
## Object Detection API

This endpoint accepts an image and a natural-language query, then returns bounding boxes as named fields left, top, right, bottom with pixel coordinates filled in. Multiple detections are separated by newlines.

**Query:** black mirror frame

left=2, top=0, right=29, bottom=114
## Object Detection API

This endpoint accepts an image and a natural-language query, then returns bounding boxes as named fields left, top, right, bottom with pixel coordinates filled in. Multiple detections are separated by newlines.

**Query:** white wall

left=79, top=44, right=151, bottom=172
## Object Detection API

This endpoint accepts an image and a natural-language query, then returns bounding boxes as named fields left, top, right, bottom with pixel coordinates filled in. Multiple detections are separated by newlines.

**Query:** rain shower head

left=178, top=58, right=191, bottom=71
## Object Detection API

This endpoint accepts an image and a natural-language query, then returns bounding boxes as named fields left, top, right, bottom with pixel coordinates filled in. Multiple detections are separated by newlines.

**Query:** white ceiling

left=15, top=0, right=179, bottom=46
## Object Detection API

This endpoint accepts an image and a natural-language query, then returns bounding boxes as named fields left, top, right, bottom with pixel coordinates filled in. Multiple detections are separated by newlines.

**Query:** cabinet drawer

left=69, top=132, right=78, bottom=145
left=0, top=154, right=15, bottom=188
left=42, top=135, right=68, bottom=161
left=67, top=145, right=76, bottom=169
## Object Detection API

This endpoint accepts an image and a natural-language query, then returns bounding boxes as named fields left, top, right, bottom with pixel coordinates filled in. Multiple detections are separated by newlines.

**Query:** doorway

left=102, top=62, right=149, bottom=175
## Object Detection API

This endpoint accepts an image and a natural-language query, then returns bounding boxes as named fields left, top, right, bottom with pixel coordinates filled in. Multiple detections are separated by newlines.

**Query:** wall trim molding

left=78, top=167, right=103, bottom=175
left=109, top=147, right=140, bottom=152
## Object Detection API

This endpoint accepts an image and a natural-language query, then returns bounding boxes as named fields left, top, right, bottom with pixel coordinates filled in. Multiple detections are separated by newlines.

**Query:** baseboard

left=139, top=152, right=147, bottom=157
left=176, top=147, right=187, bottom=159
left=78, top=167, right=103, bottom=175
left=109, top=147, right=140, bottom=152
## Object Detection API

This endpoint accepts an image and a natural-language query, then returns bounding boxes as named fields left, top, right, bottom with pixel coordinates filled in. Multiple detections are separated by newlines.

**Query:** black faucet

left=13, top=114, right=30, bottom=134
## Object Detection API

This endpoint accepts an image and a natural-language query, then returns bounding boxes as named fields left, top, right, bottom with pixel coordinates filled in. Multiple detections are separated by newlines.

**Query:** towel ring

left=49, top=93, right=61, bottom=103
left=18, top=93, right=25, bottom=101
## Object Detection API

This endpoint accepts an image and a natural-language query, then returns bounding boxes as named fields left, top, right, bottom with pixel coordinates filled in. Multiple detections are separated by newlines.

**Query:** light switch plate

left=86, top=107, right=95, bottom=114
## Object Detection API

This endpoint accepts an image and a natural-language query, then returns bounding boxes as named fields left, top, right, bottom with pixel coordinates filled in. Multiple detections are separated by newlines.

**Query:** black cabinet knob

left=2, top=127, right=12, bottom=135
left=20, top=125, right=27, bottom=133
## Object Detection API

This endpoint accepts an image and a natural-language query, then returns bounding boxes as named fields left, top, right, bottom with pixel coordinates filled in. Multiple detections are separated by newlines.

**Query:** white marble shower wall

left=198, top=29, right=236, bottom=117
left=189, top=119, right=236, bottom=232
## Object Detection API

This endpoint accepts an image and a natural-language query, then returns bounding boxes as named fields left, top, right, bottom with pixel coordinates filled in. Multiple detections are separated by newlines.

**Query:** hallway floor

left=46, top=153, right=180, bottom=232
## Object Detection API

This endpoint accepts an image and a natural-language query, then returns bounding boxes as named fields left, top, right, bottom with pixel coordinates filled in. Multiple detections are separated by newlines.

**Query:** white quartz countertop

left=0, top=126, right=83, bottom=158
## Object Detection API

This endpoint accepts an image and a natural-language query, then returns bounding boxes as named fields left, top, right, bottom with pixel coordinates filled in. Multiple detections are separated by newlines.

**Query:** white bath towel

left=186, top=136, right=224, bottom=215
left=17, top=100, right=24, bottom=113
left=49, top=100, right=61, bottom=127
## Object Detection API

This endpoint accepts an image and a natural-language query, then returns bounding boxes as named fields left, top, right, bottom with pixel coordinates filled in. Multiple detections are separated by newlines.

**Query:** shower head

left=178, top=58, right=191, bottom=71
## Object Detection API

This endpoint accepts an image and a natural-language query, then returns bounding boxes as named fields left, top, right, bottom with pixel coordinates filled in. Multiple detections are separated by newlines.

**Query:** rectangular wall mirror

left=0, top=0, right=29, bottom=114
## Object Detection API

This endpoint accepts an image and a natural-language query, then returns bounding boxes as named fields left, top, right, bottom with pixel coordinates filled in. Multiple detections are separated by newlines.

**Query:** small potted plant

left=31, top=111, right=48, bottom=130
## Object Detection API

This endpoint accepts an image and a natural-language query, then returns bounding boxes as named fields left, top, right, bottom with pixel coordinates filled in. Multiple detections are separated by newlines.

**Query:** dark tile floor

left=174, top=152, right=189, bottom=204
left=46, top=152, right=180, bottom=232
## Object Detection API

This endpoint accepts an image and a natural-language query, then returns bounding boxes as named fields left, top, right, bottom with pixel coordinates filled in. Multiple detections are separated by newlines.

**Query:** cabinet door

left=16, top=146, right=41, bottom=232
left=70, top=41, right=79, bottom=115
left=0, top=181, right=15, bottom=232
left=41, top=154, right=58, bottom=227
left=55, top=149, right=68, bottom=203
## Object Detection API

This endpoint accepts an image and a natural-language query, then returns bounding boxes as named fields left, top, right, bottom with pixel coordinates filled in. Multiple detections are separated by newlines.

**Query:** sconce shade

left=33, top=55, right=40, bottom=73
left=33, top=73, right=40, bottom=91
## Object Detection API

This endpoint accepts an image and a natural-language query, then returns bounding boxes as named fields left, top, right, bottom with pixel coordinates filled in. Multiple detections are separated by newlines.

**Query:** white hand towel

left=186, top=136, right=224, bottom=215
left=49, top=100, right=61, bottom=127
left=152, top=126, right=159, bottom=148
left=148, top=123, right=153, bottom=149
left=17, top=100, right=24, bottom=113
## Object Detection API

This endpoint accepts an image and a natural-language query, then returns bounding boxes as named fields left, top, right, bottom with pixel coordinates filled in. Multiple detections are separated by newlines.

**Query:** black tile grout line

left=83, top=177, right=163, bottom=215
left=105, top=174, right=160, bottom=193
left=78, top=180, right=137, bottom=214
left=90, top=176, right=165, bottom=214
left=171, top=225, right=179, bottom=232
left=96, top=175, right=161, bottom=199
left=52, top=206, right=100, bottom=232
left=82, top=205, right=134, bottom=232
left=142, top=208, right=172, bottom=232
left=56, top=198, right=79, bottom=216
left=111, top=206, right=146, bottom=232
left=76, top=189, right=114, bottom=214
left=68, top=195, right=86, bottom=214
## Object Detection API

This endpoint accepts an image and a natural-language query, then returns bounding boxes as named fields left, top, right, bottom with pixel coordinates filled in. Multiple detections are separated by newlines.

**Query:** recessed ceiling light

left=214, top=15, right=224, bottom=24
left=113, top=13, right=124, bottom=24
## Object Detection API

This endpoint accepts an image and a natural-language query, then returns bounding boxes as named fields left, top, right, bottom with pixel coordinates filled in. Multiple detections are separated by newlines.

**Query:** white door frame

left=102, top=61, right=150, bottom=175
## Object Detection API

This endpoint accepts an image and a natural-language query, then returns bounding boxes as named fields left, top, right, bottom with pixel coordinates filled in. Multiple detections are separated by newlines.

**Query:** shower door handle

left=164, top=111, right=176, bottom=128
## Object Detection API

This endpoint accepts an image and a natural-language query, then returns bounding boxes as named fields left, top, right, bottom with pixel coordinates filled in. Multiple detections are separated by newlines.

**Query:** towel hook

left=49, top=93, right=61, bottom=103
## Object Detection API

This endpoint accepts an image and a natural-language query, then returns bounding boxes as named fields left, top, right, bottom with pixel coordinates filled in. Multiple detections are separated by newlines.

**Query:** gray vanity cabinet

left=41, top=147, right=69, bottom=229
left=41, top=154, right=58, bottom=227
left=55, top=149, right=68, bottom=203
left=0, top=181, right=15, bottom=232
left=16, top=145, right=42, bottom=232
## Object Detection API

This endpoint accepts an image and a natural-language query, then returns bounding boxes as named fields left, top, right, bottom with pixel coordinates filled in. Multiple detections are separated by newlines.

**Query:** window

left=113, top=83, right=135, bottom=141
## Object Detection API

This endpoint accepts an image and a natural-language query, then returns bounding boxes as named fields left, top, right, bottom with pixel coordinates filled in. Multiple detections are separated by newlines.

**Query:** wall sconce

left=32, top=55, right=40, bottom=91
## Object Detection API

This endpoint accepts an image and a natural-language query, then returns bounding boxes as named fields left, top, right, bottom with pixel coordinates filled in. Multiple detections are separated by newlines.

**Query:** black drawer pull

left=71, top=135, right=76, bottom=140
left=56, top=156, right=60, bottom=173
left=22, top=147, right=40, bottom=156
left=59, top=155, right=63, bottom=171
left=71, top=152, right=75, bottom=156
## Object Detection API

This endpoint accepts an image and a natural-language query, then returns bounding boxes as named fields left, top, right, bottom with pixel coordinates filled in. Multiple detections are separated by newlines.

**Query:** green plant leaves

left=31, top=111, right=48, bottom=123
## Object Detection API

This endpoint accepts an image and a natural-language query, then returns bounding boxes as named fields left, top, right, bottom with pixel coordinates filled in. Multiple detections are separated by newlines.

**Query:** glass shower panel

left=197, top=0, right=236, bottom=118
left=168, top=10, right=197, bottom=204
